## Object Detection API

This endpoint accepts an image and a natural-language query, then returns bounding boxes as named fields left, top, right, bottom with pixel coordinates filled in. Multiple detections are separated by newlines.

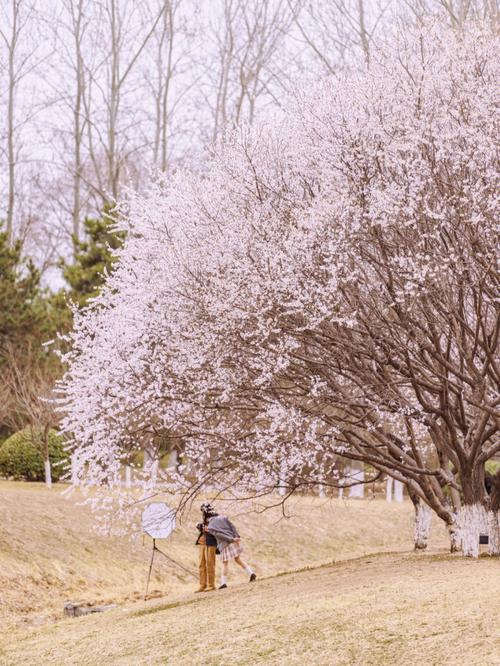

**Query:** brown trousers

left=198, top=545, right=216, bottom=589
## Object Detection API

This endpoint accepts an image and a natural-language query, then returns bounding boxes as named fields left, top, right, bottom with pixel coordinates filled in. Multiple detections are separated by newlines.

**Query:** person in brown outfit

left=194, top=503, right=218, bottom=592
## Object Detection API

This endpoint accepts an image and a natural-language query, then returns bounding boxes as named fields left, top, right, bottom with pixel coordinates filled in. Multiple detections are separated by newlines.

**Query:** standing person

left=194, top=503, right=218, bottom=593
left=205, top=511, right=257, bottom=589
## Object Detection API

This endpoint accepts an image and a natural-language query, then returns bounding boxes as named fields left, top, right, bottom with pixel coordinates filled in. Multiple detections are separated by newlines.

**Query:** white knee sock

left=244, top=565, right=253, bottom=575
left=220, top=575, right=227, bottom=585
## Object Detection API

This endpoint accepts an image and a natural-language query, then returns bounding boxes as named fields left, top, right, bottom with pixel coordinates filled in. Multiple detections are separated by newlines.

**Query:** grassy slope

left=0, top=480, right=448, bottom=633
left=1, top=552, right=499, bottom=665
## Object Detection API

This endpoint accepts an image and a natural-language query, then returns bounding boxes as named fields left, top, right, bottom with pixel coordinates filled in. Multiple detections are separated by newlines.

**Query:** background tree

left=4, top=0, right=495, bottom=258
left=204, top=0, right=296, bottom=144
left=0, top=223, right=42, bottom=353
left=0, top=0, right=40, bottom=243
left=61, top=204, right=126, bottom=307
left=2, top=348, right=63, bottom=487
left=0, top=224, right=70, bottom=446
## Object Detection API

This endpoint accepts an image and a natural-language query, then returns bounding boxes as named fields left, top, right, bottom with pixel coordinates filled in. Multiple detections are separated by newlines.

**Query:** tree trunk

left=6, top=10, right=16, bottom=244
left=447, top=522, right=462, bottom=553
left=151, top=458, right=159, bottom=485
left=41, top=427, right=53, bottom=489
left=167, top=449, right=178, bottom=470
left=144, top=449, right=159, bottom=486
left=458, top=503, right=488, bottom=558
left=125, top=465, right=132, bottom=489
left=487, top=510, right=500, bottom=556
left=277, top=461, right=286, bottom=495
left=44, top=456, right=52, bottom=489
left=413, top=500, right=432, bottom=550
left=394, top=480, right=404, bottom=502
left=71, top=454, right=78, bottom=486
left=386, top=476, right=393, bottom=502
left=349, top=466, right=364, bottom=498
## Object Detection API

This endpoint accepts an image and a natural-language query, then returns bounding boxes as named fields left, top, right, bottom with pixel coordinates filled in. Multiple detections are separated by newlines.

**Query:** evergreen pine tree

left=61, top=204, right=126, bottom=307
left=0, top=224, right=43, bottom=353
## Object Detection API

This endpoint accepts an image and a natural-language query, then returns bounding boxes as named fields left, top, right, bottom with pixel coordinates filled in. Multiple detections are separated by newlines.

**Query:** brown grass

left=2, top=481, right=497, bottom=665
left=0, top=480, right=447, bottom=633
left=1, top=551, right=498, bottom=665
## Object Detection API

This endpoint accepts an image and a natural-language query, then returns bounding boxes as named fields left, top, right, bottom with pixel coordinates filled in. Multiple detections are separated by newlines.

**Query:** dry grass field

left=1, top=552, right=499, bottom=665
left=1, top=481, right=498, bottom=665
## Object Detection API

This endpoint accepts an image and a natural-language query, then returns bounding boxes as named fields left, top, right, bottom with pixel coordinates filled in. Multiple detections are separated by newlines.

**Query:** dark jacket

left=195, top=529, right=217, bottom=547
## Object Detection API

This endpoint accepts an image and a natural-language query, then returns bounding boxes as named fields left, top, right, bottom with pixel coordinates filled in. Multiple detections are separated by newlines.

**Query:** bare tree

left=3, top=345, right=61, bottom=488
left=142, top=0, right=185, bottom=173
left=58, top=0, right=89, bottom=241
left=203, top=0, right=296, bottom=145
left=0, top=0, right=40, bottom=243
left=403, top=0, right=499, bottom=26
left=87, top=0, right=168, bottom=202
left=290, top=0, right=392, bottom=71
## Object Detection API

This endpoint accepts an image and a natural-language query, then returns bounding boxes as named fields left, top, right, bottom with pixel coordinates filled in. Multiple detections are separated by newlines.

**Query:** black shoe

left=249, top=573, right=257, bottom=582
left=219, top=583, right=227, bottom=589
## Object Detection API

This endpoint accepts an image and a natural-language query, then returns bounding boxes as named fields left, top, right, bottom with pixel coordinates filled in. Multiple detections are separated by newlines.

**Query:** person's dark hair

left=200, top=502, right=217, bottom=519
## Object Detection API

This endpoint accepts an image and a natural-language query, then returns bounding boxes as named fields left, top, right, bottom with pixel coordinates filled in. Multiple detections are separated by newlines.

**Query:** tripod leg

left=145, top=540, right=156, bottom=600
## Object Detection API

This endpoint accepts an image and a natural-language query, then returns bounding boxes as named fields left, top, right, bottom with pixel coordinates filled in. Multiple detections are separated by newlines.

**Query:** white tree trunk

left=394, top=480, right=404, bottom=502
left=338, top=486, right=344, bottom=500
left=318, top=483, right=326, bottom=498
left=349, top=467, right=364, bottom=498
left=71, top=454, right=78, bottom=486
left=168, top=449, right=178, bottom=470
left=44, top=457, right=52, bottom=489
left=277, top=462, right=286, bottom=496
left=458, top=504, right=488, bottom=558
left=151, top=459, right=159, bottom=486
left=413, top=501, right=432, bottom=550
left=125, top=465, right=132, bottom=489
left=386, top=476, right=393, bottom=502
left=144, top=450, right=159, bottom=486
left=447, top=521, right=461, bottom=553
left=487, top=510, right=500, bottom=556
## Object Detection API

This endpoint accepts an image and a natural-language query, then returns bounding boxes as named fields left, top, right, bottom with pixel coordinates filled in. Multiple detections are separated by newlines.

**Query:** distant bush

left=0, top=428, right=69, bottom=482
left=486, top=460, right=500, bottom=475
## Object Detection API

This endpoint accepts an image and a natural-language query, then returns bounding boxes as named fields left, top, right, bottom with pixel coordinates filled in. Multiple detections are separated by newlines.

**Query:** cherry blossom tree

left=59, top=22, right=499, bottom=556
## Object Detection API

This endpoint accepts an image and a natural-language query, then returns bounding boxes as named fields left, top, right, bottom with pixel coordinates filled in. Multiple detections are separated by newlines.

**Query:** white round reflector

left=141, top=502, right=176, bottom=539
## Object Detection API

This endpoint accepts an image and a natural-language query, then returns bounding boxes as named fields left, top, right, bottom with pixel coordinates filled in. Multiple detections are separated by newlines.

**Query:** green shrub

left=486, top=460, right=500, bottom=475
left=0, top=427, right=69, bottom=482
